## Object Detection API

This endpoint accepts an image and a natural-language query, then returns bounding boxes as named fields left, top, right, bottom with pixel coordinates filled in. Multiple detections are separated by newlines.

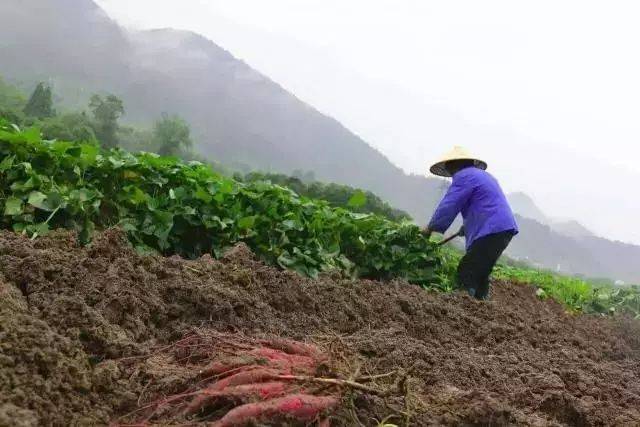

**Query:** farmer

left=422, top=146, right=518, bottom=300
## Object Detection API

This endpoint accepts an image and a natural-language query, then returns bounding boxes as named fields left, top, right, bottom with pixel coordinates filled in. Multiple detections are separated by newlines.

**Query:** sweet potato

left=260, top=338, right=325, bottom=359
left=200, top=355, right=259, bottom=378
left=250, top=348, right=317, bottom=373
left=210, top=394, right=338, bottom=427
left=208, top=368, right=280, bottom=391
left=183, top=382, right=288, bottom=416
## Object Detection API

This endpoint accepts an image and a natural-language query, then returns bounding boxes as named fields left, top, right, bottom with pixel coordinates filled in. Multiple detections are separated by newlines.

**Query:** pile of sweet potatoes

left=119, top=332, right=341, bottom=426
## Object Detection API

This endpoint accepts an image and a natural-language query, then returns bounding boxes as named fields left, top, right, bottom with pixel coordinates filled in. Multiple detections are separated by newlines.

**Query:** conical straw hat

left=429, top=146, right=487, bottom=177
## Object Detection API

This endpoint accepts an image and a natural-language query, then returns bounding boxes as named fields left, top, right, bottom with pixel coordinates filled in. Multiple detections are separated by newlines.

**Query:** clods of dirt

left=0, top=229, right=639, bottom=426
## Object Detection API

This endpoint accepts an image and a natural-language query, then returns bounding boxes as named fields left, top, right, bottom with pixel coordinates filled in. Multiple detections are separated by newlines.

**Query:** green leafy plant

left=243, top=172, right=411, bottom=221
left=493, top=264, right=640, bottom=318
left=2, top=120, right=638, bottom=315
left=0, top=121, right=442, bottom=286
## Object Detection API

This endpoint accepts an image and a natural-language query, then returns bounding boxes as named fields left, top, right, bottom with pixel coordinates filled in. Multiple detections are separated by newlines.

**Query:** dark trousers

left=457, top=231, right=514, bottom=300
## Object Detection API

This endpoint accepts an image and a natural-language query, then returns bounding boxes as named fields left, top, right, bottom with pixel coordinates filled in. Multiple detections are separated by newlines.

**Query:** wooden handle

left=437, top=229, right=463, bottom=246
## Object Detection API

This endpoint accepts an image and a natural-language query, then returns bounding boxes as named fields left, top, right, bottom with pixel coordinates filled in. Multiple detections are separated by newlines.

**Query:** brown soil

left=0, top=229, right=639, bottom=426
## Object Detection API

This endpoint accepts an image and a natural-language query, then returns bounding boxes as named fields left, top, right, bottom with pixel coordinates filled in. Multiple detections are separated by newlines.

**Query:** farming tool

left=437, top=227, right=464, bottom=246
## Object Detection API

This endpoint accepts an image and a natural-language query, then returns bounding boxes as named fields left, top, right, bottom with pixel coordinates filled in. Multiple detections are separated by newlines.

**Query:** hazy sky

left=96, top=0, right=640, bottom=244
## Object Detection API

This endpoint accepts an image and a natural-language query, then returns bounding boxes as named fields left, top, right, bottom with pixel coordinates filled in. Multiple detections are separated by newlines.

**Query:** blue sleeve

left=428, top=174, right=474, bottom=233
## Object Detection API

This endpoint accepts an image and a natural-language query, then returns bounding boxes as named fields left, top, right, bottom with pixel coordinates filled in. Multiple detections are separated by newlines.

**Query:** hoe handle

left=437, top=228, right=464, bottom=246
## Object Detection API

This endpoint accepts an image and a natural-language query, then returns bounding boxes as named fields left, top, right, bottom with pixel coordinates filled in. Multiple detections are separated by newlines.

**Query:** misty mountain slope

left=508, top=192, right=549, bottom=224
left=553, top=220, right=595, bottom=239
left=123, top=28, right=445, bottom=216
left=508, top=192, right=596, bottom=239
left=506, top=216, right=607, bottom=278
left=575, top=236, right=640, bottom=284
left=0, top=0, right=130, bottom=95
left=1, top=0, right=639, bottom=282
left=0, top=0, right=443, bottom=223
left=507, top=216, right=640, bottom=284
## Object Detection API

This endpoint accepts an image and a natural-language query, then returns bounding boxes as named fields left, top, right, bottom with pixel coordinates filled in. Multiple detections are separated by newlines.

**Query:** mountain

left=504, top=194, right=638, bottom=281
left=1, top=0, right=639, bottom=283
left=552, top=220, right=595, bottom=239
left=0, top=0, right=444, bottom=224
left=506, top=216, right=605, bottom=277
left=508, top=192, right=549, bottom=224
left=506, top=215, right=640, bottom=283
left=508, top=192, right=597, bottom=239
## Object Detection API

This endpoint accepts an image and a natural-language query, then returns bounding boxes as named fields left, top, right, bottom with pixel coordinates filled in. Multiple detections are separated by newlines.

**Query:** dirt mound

left=1, top=229, right=639, bottom=426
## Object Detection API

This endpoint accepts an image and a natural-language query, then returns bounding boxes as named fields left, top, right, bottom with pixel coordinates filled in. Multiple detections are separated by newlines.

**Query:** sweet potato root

left=210, top=394, right=338, bottom=427
left=200, top=355, right=260, bottom=378
left=260, top=338, right=325, bottom=359
left=208, top=368, right=280, bottom=391
left=127, top=332, right=339, bottom=425
left=250, top=347, right=317, bottom=373
left=183, top=382, right=289, bottom=416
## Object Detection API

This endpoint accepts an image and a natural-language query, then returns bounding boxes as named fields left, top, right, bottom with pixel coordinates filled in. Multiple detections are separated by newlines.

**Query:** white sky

left=96, top=0, right=640, bottom=244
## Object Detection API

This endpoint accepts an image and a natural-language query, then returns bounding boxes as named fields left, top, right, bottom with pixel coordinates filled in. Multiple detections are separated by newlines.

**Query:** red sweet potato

left=200, top=355, right=259, bottom=378
left=183, top=382, right=289, bottom=416
left=250, top=348, right=317, bottom=373
left=210, top=394, right=338, bottom=427
left=260, top=338, right=325, bottom=359
left=208, top=368, right=280, bottom=391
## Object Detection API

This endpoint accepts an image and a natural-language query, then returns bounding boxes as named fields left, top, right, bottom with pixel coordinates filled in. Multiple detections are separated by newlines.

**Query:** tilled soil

left=0, top=229, right=639, bottom=426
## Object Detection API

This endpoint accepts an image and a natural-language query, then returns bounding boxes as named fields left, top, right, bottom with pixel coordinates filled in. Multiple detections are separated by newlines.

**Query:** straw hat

left=429, top=146, right=487, bottom=177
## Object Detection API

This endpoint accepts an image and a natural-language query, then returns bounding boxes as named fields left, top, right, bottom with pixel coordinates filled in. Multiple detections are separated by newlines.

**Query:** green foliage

left=347, top=190, right=367, bottom=208
left=243, top=172, right=412, bottom=222
left=0, top=121, right=442, bottom=285
left=493, top=265, right=640, bottom=318
left=0, top=77, right=26, bottom=112
left=40, top=112, right=97, bottom=143
left=435, top=245, right=461, bottom=292
left=435, top=245, right=640, bottom=317
left=117, top=126, right=156, bottom=153
left=292, top=169, right=316, bottom=183
left=0, top=108, right=25, bottom=127
left=23, top=82, right=55, bottom=119
left=154, top=113, right=193, bottom=157
left=89, top=94, right=124, bottom=149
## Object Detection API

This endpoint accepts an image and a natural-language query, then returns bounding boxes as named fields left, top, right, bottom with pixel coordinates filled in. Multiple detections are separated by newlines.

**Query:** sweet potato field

left=2, top=121, right=640, bottom=426
left=0, top=121, right=442, bottom=286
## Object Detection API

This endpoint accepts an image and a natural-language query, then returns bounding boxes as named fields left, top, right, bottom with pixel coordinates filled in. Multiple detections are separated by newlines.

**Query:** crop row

left=0, top=121, right=443, bottom=286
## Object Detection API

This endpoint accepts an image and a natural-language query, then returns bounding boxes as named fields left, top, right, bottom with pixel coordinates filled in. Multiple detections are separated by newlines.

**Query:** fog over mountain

left=508, top=193, right=596, bottom=238
left=93, top=0, right=640, bottom=247
left=508, top=193, right=550, bottom=225
left=1, top=0, right=639, bottom=282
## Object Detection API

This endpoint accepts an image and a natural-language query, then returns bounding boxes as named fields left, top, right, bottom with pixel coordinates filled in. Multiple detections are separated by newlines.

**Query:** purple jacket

left=428, top=167, right=518, bottom=249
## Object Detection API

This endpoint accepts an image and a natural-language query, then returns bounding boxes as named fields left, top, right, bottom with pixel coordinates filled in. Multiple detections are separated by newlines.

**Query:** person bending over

left=422, top=147, right=518, bottom=300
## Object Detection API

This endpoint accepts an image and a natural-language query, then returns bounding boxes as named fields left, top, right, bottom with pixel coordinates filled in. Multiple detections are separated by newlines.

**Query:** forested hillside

left=0, top=0, right=444, bottom=222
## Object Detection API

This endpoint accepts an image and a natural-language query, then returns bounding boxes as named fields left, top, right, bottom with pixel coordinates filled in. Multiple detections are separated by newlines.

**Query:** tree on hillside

left=40, top=112, right=97, bottom=143
left=0, top=77, right=26, bottom=112
left=117, top=126, right=156, bottom=153
left=23, top=82, right=55, bottom=119
left=89, top=94, right=124, bottom=148
left=153, top=113, right=193, bottom=156
left=292, top=169, right=316, bottom=183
